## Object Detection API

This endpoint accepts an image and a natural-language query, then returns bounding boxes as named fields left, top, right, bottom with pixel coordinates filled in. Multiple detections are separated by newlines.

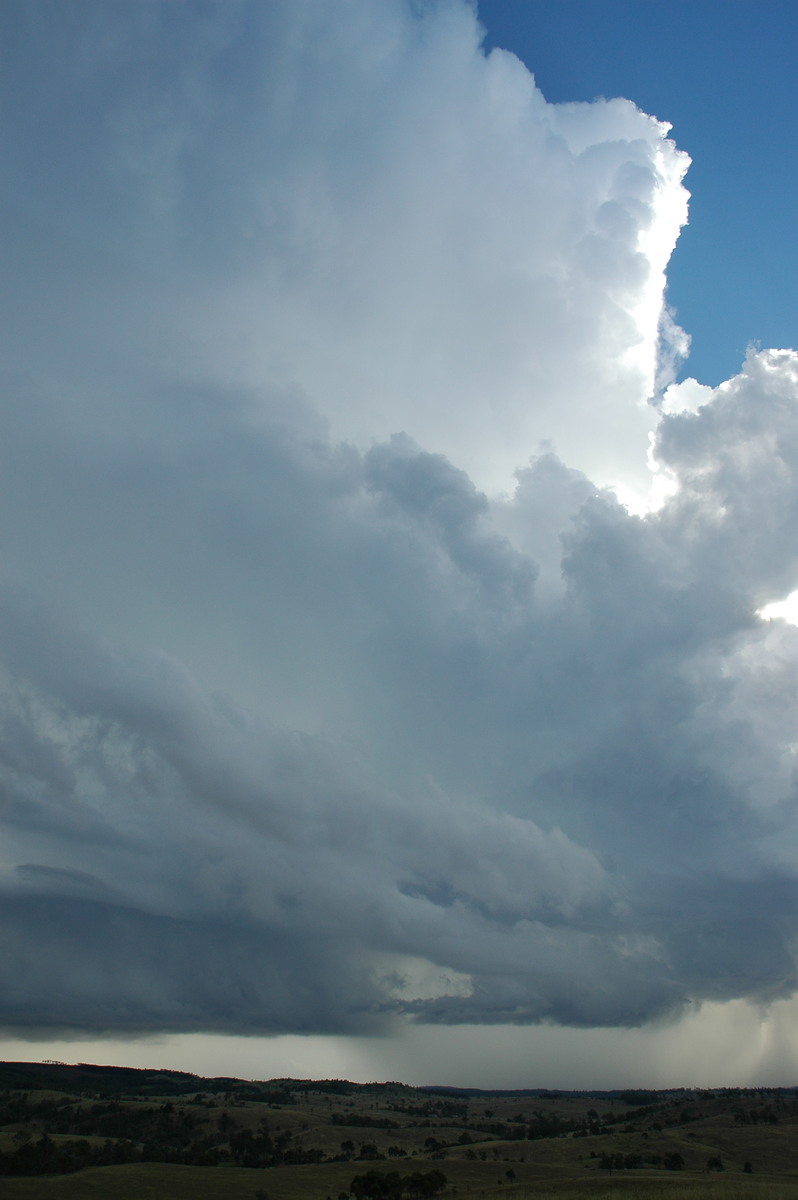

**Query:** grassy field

left=3, top=1063, right=798, bottom=1200
left=3, top=1165, right=798, bottom=1200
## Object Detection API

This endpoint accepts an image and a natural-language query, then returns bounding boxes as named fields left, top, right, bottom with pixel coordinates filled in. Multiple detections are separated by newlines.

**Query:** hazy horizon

left=1, top=0, right=798, bottom=1090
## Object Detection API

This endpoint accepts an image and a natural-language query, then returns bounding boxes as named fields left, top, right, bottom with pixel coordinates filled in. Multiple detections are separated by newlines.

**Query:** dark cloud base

left=1, top=350, right=798, bottom=1038
left=0, top=895, right=386, bottom=1038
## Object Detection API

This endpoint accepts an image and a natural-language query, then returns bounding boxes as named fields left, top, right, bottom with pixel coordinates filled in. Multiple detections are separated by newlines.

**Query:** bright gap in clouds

left=760, top=592, right=798, bottom=627
left=1, top=0, right=798, bottom=1089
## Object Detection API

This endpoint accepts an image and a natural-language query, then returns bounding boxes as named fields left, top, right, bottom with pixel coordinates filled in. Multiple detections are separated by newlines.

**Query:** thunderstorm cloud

left=1, top=0, right=798, bottom=1042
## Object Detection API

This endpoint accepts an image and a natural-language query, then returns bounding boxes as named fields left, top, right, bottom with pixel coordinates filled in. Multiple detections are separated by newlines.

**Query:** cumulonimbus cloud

left=1, top=0, right=797, bottom=1039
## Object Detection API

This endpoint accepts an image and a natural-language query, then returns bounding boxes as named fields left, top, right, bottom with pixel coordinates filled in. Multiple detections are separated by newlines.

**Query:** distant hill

left=3, top=1060, right=798, bottom=1199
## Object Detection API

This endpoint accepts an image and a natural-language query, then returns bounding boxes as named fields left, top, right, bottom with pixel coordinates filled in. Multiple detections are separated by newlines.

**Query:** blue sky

left=1, top=0, right=798, bottom=1089
left=478, top=0, right=798, bottom=386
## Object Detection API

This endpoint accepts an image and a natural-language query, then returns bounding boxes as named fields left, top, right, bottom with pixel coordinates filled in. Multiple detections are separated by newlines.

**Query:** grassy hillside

left=2, top=1062, right=798, bottom=1199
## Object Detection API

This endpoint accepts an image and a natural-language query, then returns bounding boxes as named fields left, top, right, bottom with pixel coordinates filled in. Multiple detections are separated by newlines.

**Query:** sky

left=1, top=0, right=798, bottom=1090
left=477, top=0, right=798, bottom=390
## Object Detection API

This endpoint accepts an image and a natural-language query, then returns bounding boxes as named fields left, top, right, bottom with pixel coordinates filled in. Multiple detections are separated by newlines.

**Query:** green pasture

left=3, top=1162, right=798, bottom=1200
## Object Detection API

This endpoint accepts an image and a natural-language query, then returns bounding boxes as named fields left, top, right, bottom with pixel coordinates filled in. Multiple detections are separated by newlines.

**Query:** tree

left=350, top=1170, right=402, bottom=1199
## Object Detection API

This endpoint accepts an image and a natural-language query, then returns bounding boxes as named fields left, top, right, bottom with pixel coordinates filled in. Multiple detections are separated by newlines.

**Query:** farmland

left=2, top=1062, right=798, bottom=1199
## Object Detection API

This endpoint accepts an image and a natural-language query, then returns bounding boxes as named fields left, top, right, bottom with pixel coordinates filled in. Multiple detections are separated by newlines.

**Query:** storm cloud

left=1, top=0, right=797, bottom=1043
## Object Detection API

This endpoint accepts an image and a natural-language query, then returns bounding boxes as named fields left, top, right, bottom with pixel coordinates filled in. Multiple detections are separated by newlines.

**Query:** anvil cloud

left=1, top=0, right=797, bottom=1051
